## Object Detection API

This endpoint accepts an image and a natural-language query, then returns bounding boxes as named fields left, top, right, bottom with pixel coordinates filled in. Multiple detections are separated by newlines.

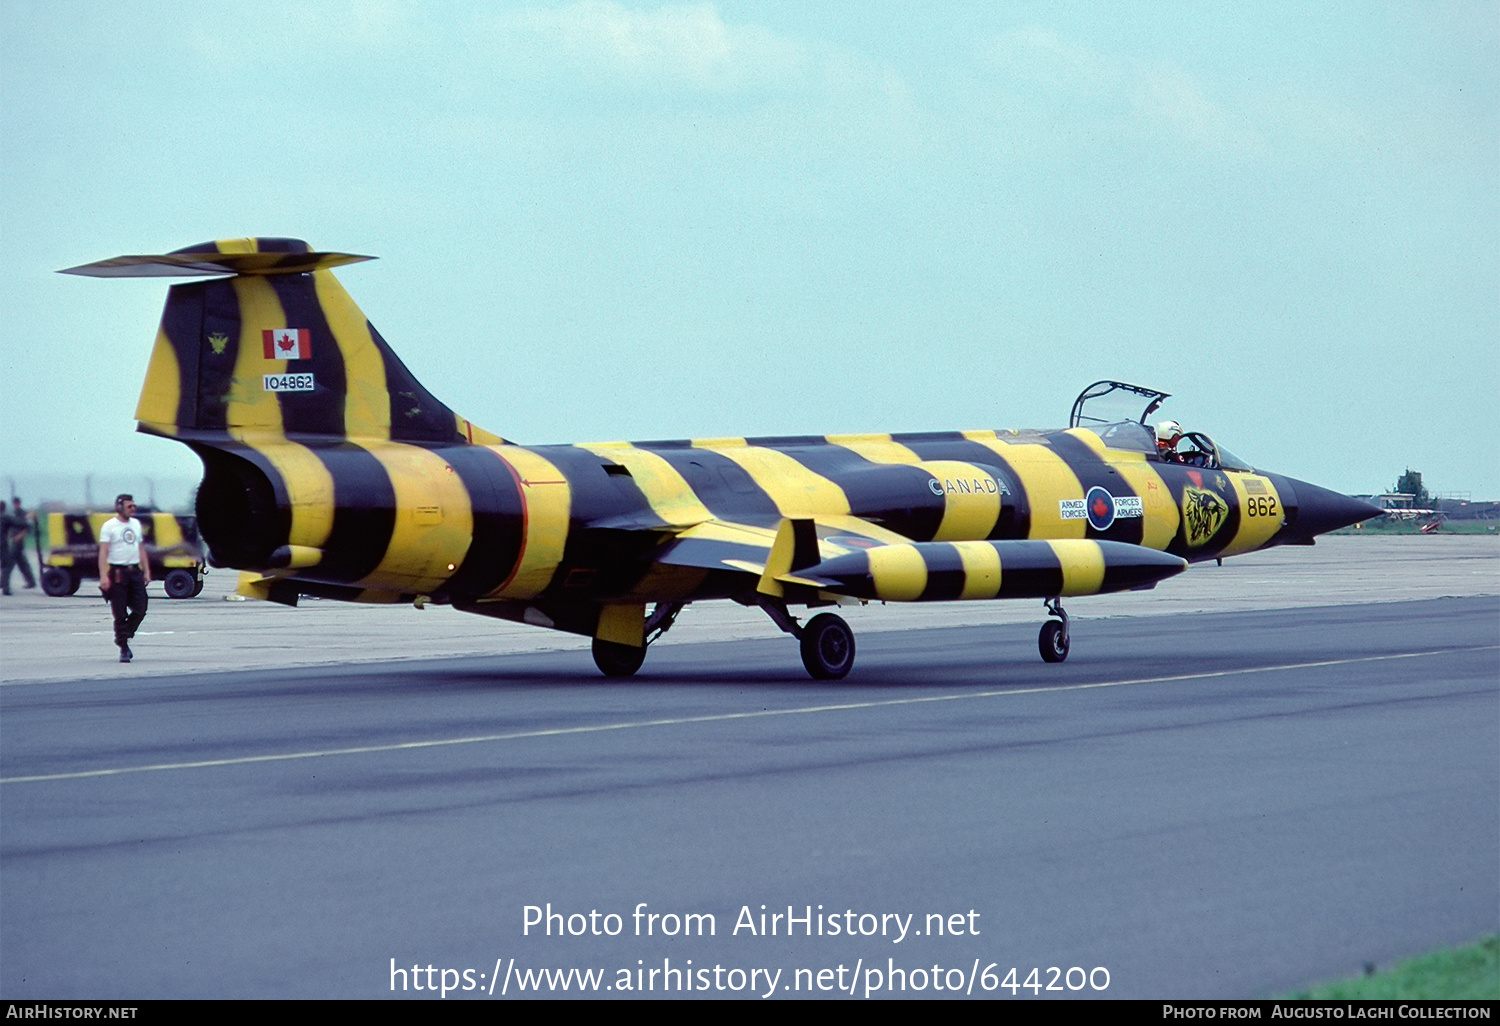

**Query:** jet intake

left=782, top=539, right=1188, bottom=602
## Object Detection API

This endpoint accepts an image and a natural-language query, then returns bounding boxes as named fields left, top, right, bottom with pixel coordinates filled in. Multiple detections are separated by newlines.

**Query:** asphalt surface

left=2, top=595, right=1496, bottom=999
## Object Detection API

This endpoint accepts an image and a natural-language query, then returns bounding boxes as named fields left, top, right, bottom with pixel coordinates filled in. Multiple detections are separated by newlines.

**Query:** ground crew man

left=2, top=497, right=37, bottom=594
left=98, top=494, right=150, bottom=662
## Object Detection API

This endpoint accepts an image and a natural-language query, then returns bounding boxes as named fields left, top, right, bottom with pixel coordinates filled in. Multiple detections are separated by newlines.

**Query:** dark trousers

left=1, top=540, right=34, bottom=592
left=108, top=566, right=148, bottom=647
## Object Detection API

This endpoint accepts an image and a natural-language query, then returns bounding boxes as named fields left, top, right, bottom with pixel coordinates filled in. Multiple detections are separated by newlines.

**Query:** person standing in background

left=2, top=497, right=37, bottom=594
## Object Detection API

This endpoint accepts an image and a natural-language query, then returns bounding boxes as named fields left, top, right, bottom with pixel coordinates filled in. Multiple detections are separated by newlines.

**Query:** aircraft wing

left=652, top=515, right=913, bottom=578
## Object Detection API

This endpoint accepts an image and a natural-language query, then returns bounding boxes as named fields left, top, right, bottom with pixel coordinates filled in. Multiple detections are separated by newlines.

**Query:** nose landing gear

left=1038, top=597, right=1070, bottom=663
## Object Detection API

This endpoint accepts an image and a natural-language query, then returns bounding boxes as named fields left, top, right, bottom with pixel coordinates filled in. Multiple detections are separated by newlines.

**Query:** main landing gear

left=590, top=601, right=685, bottom=678
left=1038, top=597, right=1070, bottom=663
left=759, top=597, right=856, bottom=680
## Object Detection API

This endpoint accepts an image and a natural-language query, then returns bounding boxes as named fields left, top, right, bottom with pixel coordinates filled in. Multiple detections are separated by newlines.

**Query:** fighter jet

left=62, top=239, right=1381, bottom=679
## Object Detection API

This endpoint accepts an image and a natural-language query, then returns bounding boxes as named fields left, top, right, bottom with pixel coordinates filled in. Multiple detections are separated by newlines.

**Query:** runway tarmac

left=0, top=538, right=1496, bottom=999
left=1, top=534, right=1495, bottom=684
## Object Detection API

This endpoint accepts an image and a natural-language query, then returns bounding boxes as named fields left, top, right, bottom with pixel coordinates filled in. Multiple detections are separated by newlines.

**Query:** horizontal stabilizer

left=60, top=249, right=374, bottom=278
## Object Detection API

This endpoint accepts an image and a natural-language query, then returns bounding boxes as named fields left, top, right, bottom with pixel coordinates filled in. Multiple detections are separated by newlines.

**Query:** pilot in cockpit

left=1155, top=420, right=1184, bottom=462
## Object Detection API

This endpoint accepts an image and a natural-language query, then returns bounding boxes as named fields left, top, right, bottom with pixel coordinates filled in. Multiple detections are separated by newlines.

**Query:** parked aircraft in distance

left=63, top=239, right=1381, bottom=678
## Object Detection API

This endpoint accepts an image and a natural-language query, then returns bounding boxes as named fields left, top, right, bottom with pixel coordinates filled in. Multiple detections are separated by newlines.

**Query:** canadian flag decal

left=262, top=328, right=312, bottom=360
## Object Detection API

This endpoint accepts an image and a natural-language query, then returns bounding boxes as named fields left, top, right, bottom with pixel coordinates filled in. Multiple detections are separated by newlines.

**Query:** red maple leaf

left=277, top=333, right=296, bottom=354
left=1092, top=496, right=1110, bottom=517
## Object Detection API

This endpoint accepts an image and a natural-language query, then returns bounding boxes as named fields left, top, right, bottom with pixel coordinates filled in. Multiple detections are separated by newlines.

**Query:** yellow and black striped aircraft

left=63, top=238, right=1380, bottom=679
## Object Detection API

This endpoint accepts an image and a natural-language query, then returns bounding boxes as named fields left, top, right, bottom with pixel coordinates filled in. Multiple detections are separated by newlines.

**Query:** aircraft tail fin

left=62, top=237, right=503, bottom=445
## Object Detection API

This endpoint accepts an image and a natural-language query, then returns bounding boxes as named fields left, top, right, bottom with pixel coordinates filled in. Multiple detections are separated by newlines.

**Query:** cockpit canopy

left=1069, top=380, right=1256, bottom=473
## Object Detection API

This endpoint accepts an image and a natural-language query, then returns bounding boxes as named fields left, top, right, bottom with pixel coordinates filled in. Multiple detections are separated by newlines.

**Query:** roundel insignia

left=827, top=535, right=882, bottom=550
left=1085, top=486, right=1116, bottom=531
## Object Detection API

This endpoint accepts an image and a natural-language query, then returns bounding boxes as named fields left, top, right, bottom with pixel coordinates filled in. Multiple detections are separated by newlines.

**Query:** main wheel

left=164, top=569, right=198, bottom=599
left=800, top=613, right=856, bottom=679
left=592, top=637, right=646, bottom=677
left=40, top=567, right=73, bottom=597
left=1038, top=620, right=1069, bottom=663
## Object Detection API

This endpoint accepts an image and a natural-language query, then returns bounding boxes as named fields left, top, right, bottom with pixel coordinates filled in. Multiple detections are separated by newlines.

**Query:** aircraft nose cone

left=1284, top=478, right=1384, bottom=538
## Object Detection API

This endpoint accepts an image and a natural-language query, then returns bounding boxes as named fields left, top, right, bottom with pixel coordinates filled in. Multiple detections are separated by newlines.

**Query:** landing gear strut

left=590, top=601, right=685, bottom=678
left=1038, top=597, right=1070, bottom=663
left=758, top=597, right=857, bottom=680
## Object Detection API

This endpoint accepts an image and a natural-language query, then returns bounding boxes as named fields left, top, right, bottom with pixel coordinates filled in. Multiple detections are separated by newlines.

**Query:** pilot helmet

left=1155, top=420, right=1183, bottom=446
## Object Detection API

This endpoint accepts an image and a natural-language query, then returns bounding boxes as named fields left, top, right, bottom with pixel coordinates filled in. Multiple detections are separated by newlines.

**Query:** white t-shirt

left=99, top=517, right=144, bottom=566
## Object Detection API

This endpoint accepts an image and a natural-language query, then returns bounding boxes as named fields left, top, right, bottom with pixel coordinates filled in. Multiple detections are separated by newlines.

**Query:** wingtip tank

left=784, top=539, right=1188, bottom=603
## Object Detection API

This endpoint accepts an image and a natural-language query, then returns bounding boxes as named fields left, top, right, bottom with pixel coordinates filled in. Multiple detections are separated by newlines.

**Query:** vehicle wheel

left=40, top=567, right=73, bottom=597
left=1039, top=620, right=1069, bottom=663
left=65, top=571, right=81, bottom=595
left=800, top=613, right=855, bottom=680
left=192, top=579, right=205, bottom=597
left=164, top=569, right=198, bottom=599
left=592, top=637, right=646, bottom=677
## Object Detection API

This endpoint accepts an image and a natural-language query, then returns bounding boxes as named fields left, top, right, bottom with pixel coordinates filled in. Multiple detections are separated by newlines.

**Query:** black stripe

left=1100, top=558, right=1176, bottom=593
left=161, top=282, right=204, bottom=430
left=648, top=449, right=781, bottom=520
left=543, top=446, right=669, bottom=599
left=196, top=278, right=245, bottom=432
left=777, top=444, right=946, bottom=541
left=371, top=322, right=463, bottom=443
left=743, top=434, right=826, bottom=447
left=890, top=431, right=969, bottom=444
left=1158, top=465, right=1241, bottom=560
left=309, top=442, right=397, bottom=584
left=917, top=543, right=967, bottom=601
left=995, top=541, right=1065, bottom=599
left=268, top=274, right=346, bottom=437
left=441, top=445, right=525, bottom=599
left=1045, top=434, right=1145, bottom=545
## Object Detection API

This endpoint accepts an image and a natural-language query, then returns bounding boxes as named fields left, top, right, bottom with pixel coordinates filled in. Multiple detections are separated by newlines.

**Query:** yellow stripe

left=698, top=443, right=851, bottom=518
left=229, top=432, right=336, bottom=552
left=226, top=276, right=288, bottom=430
left=963, top=431, right=1085, bottom=539
left=924, top=460, right=1003, bottom=541
left=674, top=519, right=778, bottom=548
left=1062, top=428, right=1109, bottom=454
left=579, top=443, right=710, bottom=528
left=828, top=434, right=922, bottom=464
left=214, top=238, right=259, bottom=254
left=867, top=544, right=927, bottom=601
left=953, top=541, right=1003, bottom=599
left=349, top=441, right=475, bottom=592
left=1218, top=474, right=1285, bottom=557
left=488, top=445, right=570, bottom=599
left=134, top=326, right=181, bottom=432
left=596, top=603, right=646, bottom=646
left=1050, top=539, right=1106, bottom=596
left=314, top=270, right=389, bottom=440
left=1111, top=462, right=1179, bottom=549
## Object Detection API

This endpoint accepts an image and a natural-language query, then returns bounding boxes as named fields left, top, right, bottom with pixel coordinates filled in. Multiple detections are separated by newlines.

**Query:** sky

left=2, top=1, right=1496, bottom=507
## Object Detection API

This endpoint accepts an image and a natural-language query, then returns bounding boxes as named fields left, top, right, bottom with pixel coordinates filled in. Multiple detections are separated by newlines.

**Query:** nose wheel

left=1038, top=597, right=1070, bottom=663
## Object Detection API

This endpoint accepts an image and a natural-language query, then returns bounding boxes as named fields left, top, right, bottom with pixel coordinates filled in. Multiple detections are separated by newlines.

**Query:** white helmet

left=1155, top=420, right=1183, bottom=445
